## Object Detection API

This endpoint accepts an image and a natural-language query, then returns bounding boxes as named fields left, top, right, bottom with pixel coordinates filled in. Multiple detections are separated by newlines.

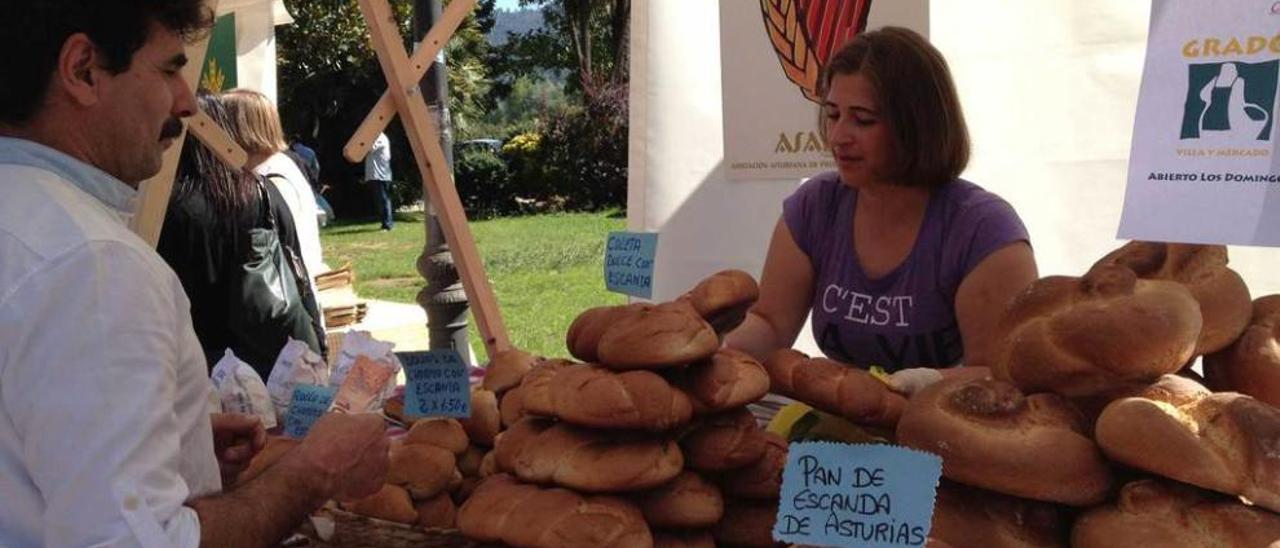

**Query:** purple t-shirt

left=783, top=172, right=1029, bottom=372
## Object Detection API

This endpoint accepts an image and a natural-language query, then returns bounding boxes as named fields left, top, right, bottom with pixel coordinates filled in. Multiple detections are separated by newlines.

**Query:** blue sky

left=494, top=0, right=536, bottom=10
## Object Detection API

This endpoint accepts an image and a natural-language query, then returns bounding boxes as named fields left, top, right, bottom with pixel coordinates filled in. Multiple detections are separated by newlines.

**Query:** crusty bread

left=712, top=498, right=780, bottom=548
left=680, top=408, right=769, bottom=472
left=1205, top=295, right=1280, bottom=408
left=930, top=481, right=1069, bottom=548
left=595, top=302, right=720, bottom=370
left=1072, top=479, right=1280, bottom=548
left=896, top=376, right=1113, bottom=506
left=677, top=348, right=770, bottom=414
left=1092, top=241, right=1251, bottom=355
left=459, top=387, right=501, bottom=447
left=567, top=304, right=645, bottom=363
left=763, top=348, right=905, bottom=428
left=1095, top=385, right=1280, bottom=513
left=415, top=491, right=458, bottom=529
left=1070, top=373, right=1211, bottom=425
left=342, top=484, right=419, bottom=525
left=500, top=384, right=528, bottom=427
left=717, top=432, right=786, bottom=500
left=676, top=269, right=759, bottom=335
left=387, top=442, right=458, bottom=500
left=991, top=265, right=1202, bottom=397
left=634, top=471, right=724, bottom=529
left=494, top=417, right=684, bottom=493
left=457, top=474, right=654, bottom=548
left=652, top=530, right=716, bottom=548
left=519, top=363, right=693, bottom=432
left=515, top=358, right=575, bottom=419
left=478, top=448, right=497, bottom=477
left=483, top=348, right=538, bottom=393
left=457, top=444, right=486, bottom=477
left=404, top=418, right=469, bottom=455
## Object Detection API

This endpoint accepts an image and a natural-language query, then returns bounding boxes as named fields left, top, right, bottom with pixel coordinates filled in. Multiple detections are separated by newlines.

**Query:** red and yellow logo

left=760, top=0, right=874, bottom=103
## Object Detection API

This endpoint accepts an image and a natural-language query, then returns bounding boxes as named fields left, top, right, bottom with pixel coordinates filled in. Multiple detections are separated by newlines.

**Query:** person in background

left=286, top=136, right=334, bottom=226
left=725, top=27, right=1038, bottom=402
left=221, top=88, right=328, bottom=279
left=0, top=3, right=386, bottom=546
left=365, top=131, right=395, bottom=231
left=159, top=90, right=325, bottom=377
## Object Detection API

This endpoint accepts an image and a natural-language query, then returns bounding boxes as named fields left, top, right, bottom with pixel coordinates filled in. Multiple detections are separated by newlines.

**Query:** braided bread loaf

left=1205, top=294, right=1280, bottom=408
left=520, top=363, right=693, bottom=431
left=494, top=417, right=683, bottom=493
left=1072, top=479, right=1280, bottom=548
left=763, top=348, right=905, bottom=428
left=457, top=474, right=653, bottom=548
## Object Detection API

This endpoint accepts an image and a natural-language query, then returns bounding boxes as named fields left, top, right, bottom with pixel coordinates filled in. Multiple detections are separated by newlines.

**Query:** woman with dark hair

left=158, top=90, right=324, bottom=379
left=726, top=27, right=1037, bottom=385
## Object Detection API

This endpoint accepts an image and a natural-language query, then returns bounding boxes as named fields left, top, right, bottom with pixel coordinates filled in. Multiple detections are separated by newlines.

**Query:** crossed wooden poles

left=133, top=0, right=511, bottom=357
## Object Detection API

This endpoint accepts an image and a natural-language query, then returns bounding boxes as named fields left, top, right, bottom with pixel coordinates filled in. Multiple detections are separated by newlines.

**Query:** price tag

left=774, top=442, right=942, bottom=547
left=604, top=231, right=658, bottom=299
left=283, top=384, right=336, bottom=439
left=400, top=350, right=471, bottom=418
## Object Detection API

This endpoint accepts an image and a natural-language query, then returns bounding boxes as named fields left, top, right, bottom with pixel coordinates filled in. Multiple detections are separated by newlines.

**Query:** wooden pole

left=355, top=0, right=512, bottom=355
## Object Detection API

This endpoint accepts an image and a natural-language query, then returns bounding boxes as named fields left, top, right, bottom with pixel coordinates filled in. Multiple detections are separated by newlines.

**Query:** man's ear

left=56, top=33, right=104, bottom=107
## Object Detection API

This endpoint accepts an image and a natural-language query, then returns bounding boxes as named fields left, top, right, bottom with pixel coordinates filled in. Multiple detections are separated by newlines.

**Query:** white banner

left=720, top=0, right=873, bottom=181
left=1119, top=0, right=1280, bottom=246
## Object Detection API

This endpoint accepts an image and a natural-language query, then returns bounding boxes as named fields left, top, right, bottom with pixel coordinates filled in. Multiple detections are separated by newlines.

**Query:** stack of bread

left=455, top=270, right=787, bottom=548
left=888, top=241, right=1280, bottom=547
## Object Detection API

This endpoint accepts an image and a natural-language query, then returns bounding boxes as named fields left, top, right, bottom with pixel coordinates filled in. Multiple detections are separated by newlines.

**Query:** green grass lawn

left=320, top=210, right=627, bottom=362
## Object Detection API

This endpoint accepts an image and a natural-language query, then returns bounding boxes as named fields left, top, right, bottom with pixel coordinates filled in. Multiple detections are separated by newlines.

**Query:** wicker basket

left=287, top=506, right=477, bottom=548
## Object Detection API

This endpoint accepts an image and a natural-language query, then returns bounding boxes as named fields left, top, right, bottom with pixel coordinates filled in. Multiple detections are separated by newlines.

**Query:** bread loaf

left=930, top=481, right=1069, bottom=548
left=1205, top=294, right=1280, bottom=408
left=516, top=358, right=574, bottom=419
left=494, top=417, right=684, bottom=493
left=718, top=432, right=786, bottom=500
left=415, top=491, right=458, bottom=528
left=567, top=304, right=645, bottom=363
left=991, top=265, right=1202, bottom=397
left=1092, top=241, right=1251, bottom=355
left=677, top=269, right=759, bottom=335
left=387, top=442, right=458, bottom=500
left=712, top=498, right=781, bottom=548
left=458, top=474, right=654, bottom=548
left=678, top=348, right=770, bottom=414
left=457, top=444, right=485, bottom=477
left=484, top=348, right=538, bottom=393
left=520, top=363, right=694, bottom=431
left=635, top=471, right=724, bottom=529
left=1095, top=384, right=1280, bottom=513
left=896, top=376, right=1113, bottom=506
left=342, top=484, right=419, bottom=525
left=596, top=302, right=720, bottom=370
left=404, top=418, right=469, bottom=455
left=763, top=349, right=905, bottom=428
left=460, top=388, right=501, bottom=446
left=680, top=408, right=769, bottom=472
left=500, top=384, right=528, bottom=427
left=652, top=530, right=716, bottom=548
left=1072, top=479, right=1280, bottom=548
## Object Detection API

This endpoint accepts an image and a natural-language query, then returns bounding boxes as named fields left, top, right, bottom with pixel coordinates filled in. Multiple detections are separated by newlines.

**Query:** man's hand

left=291, top=413, right=389, bottom=502
left=211, top=413, right=267, bottom=485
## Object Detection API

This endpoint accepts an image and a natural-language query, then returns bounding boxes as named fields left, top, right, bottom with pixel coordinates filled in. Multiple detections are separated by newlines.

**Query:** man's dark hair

left=0, top=1, right=213, bottom=126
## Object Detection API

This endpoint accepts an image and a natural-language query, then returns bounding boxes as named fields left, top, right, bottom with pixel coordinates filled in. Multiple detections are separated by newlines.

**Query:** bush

left=454, top=146, right=513, bottom=218
left=537, top=81, right=628, bottom=211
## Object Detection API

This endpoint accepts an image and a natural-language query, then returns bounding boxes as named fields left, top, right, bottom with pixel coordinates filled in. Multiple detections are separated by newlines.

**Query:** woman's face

left=823, top=72, right=895, bottom=187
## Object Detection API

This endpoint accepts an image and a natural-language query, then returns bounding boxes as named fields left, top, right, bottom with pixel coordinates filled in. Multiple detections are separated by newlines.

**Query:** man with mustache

left=0, top=3, right=388, bottom=547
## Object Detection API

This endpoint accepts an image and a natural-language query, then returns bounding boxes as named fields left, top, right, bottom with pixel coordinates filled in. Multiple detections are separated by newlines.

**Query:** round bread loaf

left=635, top=471, right=724, bottom=529
left=680, top=408, right=769, bottom=472
left=458, top=474, right=653, bottom=548
left=595, top=302, right=720, bottom=370
left=1092, top=241, right=1251, bottom=355
left=1204, top=294, right=1280, bottom=408
left=1095, top=385, right=1280, bottom=513
left=930, top=481, right=1069, bottom=548
left=499, top=384, right=528, bottom=427
left=676, top=269, right=760, bottom=335
left=717, top=431, right=786, bottom=500
left=763, top=348, right=905, bottom=428
left=1072, top=479, right=1280, bottom=548
left=494, top=417, right=684, bottom=493
left=342, top=484, right=419, bottom=525
left=404, top=418, right=469, bottom=455
left=896, top=376, right=1113, bottom=506
left=387, top=442, right=458, bottom=500
left=679, top=348, right=770, bottom=414
left=712, top=498, right=780, bottom=548
left=483, top=348, right=538, bottom=393
left=566, top=304, right=644, bottom=363
left=460, top=388, right=501, bottom=446
left=991, top=265, right=1202, bottom=397
left=415, top=491, right=458, bottom=529
left=520, top=363, right=693, bottom=431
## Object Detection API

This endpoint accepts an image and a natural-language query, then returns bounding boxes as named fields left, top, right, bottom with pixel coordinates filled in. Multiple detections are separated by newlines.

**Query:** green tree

left=493, top=0, right=630, bottom=97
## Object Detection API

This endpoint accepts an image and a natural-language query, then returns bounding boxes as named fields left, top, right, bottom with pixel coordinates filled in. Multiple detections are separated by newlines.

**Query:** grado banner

left=1119, top=0, right=1280, bottom=246
left=720, top=0, right=873, bottom=181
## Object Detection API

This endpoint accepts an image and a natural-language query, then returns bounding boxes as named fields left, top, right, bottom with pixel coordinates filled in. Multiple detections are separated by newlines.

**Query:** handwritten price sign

left=283, top=384, right=336, bottom=439
left=400, top=350, right=471, bottom=418
left=604, top=231, right=658, bottom=298
left=774, top=442, right=942, bottom=547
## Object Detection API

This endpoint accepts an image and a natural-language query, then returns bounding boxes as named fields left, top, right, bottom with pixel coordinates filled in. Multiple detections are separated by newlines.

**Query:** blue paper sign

left=604, top=231, right=658, bottom=299
left=774, top=442, right=942, bottom=547
left=400, top=350, right=471, bottom=418
left=283, top=384, right=336, bottom=439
